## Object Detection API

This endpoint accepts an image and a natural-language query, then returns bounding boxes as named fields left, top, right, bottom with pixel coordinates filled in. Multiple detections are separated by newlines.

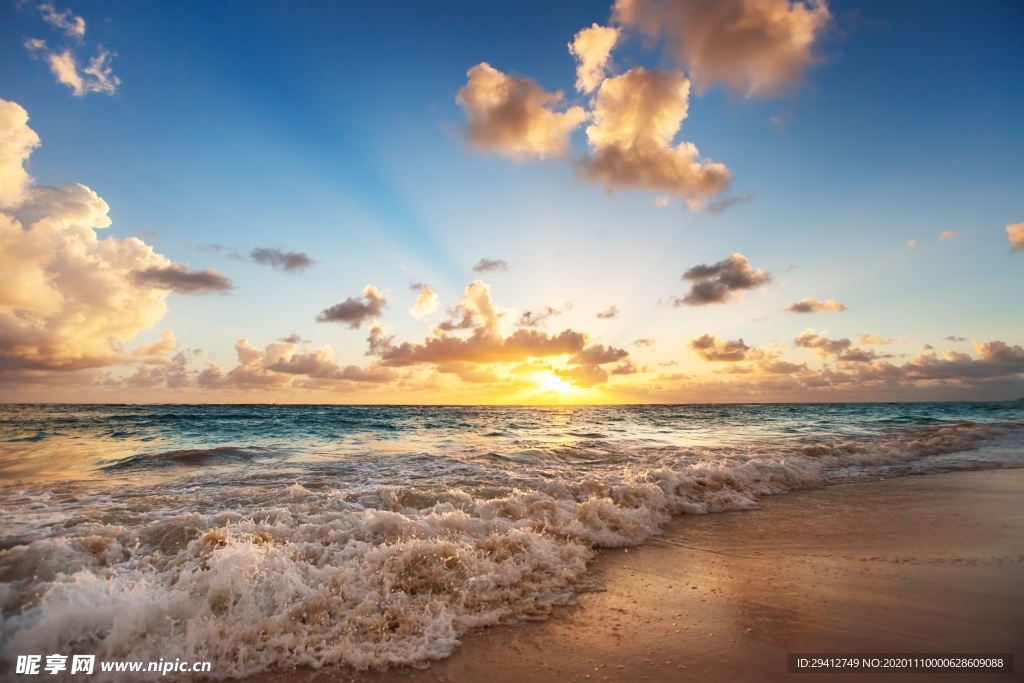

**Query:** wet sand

left=267, top=469, right=1024, bottom=683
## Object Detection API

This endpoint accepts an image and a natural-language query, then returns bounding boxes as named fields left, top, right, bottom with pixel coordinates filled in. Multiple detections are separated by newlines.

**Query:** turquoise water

left=1, top=403, right=1022, bottom=677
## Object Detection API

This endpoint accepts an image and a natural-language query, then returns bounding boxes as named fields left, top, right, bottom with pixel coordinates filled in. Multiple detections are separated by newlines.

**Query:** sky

left=1, top=0, right=1022, bottom=404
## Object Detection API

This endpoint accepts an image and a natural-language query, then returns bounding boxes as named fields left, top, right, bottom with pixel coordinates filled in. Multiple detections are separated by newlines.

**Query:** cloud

left=435, top=362, right=500, bottom=384
left=907, top=239, right=916, bottom=247
left=372, top=279, right=629, bottom=388
left=571, top=343, right=629, bottom=365
left=437, top=280, right=502, bottom=333
left=1007, top=221, right=1024, bottom=251
left=819, top=341, right=1024, bottom=387
left=517, top=304, right=565, bottom=328
left=39, top=3, right=86, bottom=39
left=0, top=104, right=238, bottom=378
left=316, top=285, right=387, bottom=329
left=975, top=340, right=1024, bottom=365
left=939, top=230, right=956, bottom=240
left=198, top=337, right=396, bottom=390
left=611, top=361, right=639, bottom=375
left=24, top=38, right=47, bottom=55
left=131, top=330, right=178, bottom=359
left=569, top=24, right=620, bottom=94
left=794, top=329, right=884, bottom=362
left=944, top=336, right=967, bottom=342
left=689, top=333, right=749, bottom=361
left=133, top=264, right=233, bottom=294
left=380, top=327, right=587, bottom=367
left=689, top=334, right=808, bottom=375
left=856, top=334, right=901, bottom=346
left=596, top=305, right=619, bottom=319
left=676, top=253, right=770, bottom=305
left=556, top=363, right=609, bottom=388
left=455, top=63, right=586, bottom=160
left=785, top=297, right=846, bottom=313
left=472, top=257, right=509, bottom=273
left=249, top=247, right=313, bottom=273
left=579, top=68, right=732, bottom=202
left=409, top=283, right=439, bottom=319
left=45, top=49, right=120, bottom=97
left=0, top=100, right=41, bottom=209
left=633, top=337, right=655, bottom=348
left=613, top=0, right=832, bottom=96
left=704, top=192, right=752, bottom=213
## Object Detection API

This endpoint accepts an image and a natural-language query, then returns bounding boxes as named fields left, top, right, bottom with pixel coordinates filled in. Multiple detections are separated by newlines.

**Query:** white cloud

left=410, top=283, right=439, bottom=319
left=0, top=99, right=221, bottom=376
left=39, top=3, right=85, bottom=39
left=569, top=24, right=620, bottom=94
left=613, top=0, right=832, bottom=96
left=0, top=100, right=41, bottom=209
left=579, top=68, right=731, bottom=202
left=1005, top=221, right=1024, bottom=251
left=456, top=63, right=586, bottom=160
left=47, top=49, right=120, bottom=97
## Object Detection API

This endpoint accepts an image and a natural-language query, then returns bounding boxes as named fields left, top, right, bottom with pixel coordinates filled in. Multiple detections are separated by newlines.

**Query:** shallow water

left=1, top=403, right=1022, bottom=678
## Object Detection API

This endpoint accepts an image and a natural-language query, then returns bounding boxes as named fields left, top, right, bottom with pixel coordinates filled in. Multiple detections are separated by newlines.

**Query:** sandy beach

left=274, top=468, right=1024, bottom=683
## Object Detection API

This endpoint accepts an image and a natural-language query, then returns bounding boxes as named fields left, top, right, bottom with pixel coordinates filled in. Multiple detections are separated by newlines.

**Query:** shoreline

left=261, top=468, right=1023, bottom=683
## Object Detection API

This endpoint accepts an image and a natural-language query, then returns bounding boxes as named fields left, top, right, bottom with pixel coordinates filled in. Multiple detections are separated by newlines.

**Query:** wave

left=0, top=421, right=1021, bottom=679
left=98, top=446, right=274, bottom=472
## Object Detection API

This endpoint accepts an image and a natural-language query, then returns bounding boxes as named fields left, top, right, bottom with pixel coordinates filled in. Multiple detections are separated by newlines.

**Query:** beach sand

left=265, top=469, right=1024, bottom=683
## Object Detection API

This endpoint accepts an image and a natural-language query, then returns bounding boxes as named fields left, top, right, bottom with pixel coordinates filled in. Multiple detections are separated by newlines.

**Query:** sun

left=535, top=372, right=575, bottom=395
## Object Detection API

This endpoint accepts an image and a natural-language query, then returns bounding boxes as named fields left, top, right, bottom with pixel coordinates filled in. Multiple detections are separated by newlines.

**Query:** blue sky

left=1, top=0, right=1022, bottom=402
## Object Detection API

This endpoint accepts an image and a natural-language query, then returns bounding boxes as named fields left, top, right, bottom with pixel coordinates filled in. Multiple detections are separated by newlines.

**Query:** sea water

left=1, top=403, right=1022, bottom=678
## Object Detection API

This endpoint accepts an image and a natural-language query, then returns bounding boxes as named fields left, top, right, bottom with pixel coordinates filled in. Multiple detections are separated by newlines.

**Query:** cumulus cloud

left=316, top=285, right=387, bottom=329
left=689, top=334, right=808, bottom=376
left=381, top=327, right=586, bottom=367
left=373, top=279, right=629, bottom=388
left=676, top=253, right=771, bottom=305
left=785, top=297, right=845, bottom=313
left=39, top=3, right=85, bottom=39
left=689, top=333, right=749, bottom=361
left=409, top=283, right=439, bottom=319
left=571, top=343, right=629, bottom=365
left=249, top=247, right=313, bottom=273
left=569, top=24, right=620, bottom=93
left=0, top=100, right=41, bottom=209
left=133, top=264, right=233, bottom=294
left=473, top=257, right=509, bottom=273
left=45, top=49, right=120, bottom=97
left=794, top=329, right=884, bottom=363
left=437, top=280, right=502, bottom=333
left=1007, top=221, right=1024, bottom=251
left=613, top=0, right=832, bottom=96
left=975, top=340, right=1024, bottom=365
left=579, top=68, right=732, bottom=202
left=597, top=305, right=619, bottom=319
left=200, top=337, right=396, bottom=391
left=455, top=63, right=586, bottom=160
left=0, top=103, right=239, bottom=380
left=556, top=363, right=609, bottom=388
left=816, top=341, right=1024, bottom=389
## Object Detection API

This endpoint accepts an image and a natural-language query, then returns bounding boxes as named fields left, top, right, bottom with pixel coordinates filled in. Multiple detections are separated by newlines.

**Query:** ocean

left=1, top=402, right=1022, bottom=678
